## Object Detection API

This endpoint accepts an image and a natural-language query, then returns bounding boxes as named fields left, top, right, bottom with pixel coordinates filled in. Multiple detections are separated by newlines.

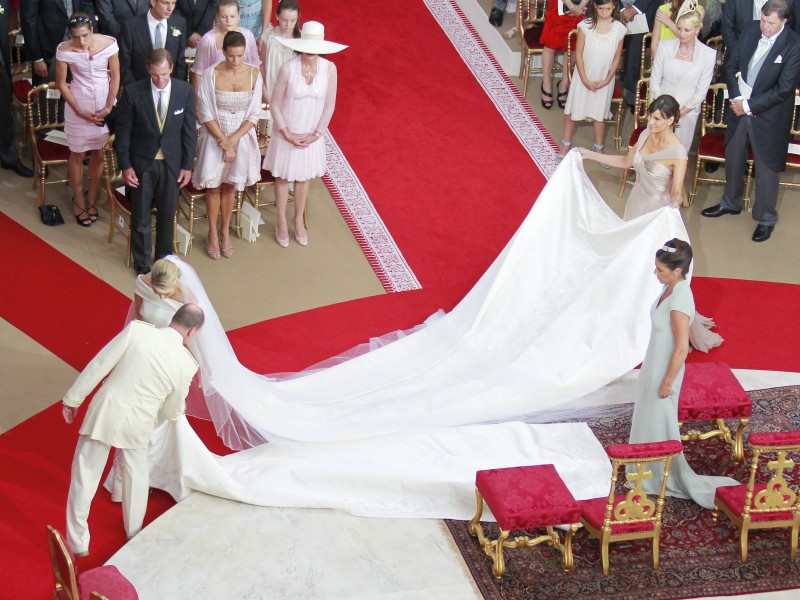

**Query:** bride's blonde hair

left=151, top=259, right=180, bottom=295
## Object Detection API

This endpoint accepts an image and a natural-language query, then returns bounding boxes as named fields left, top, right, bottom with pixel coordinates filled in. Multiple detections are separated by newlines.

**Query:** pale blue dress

left=239, top=0, right=265, bottom=38
left=629, top=279, right=738, bottom=509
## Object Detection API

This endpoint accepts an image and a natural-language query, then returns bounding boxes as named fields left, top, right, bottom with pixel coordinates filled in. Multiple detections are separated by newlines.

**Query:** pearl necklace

left=676, top=43, right=694, bottom=59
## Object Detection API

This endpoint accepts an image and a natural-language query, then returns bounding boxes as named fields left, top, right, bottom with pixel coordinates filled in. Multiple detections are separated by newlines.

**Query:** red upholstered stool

left=468, top=464, right=581, bottom=578
left=678, top=362, right=752, bottom=463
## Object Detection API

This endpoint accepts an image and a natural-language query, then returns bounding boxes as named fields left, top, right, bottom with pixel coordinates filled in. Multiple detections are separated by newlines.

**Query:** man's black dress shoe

left=1, top=160, right=34, bottom=178
left=704, top=163, right=719, bottom=173
left=489, top=7, right=504, bottom=26
left=752, top=224, right=774, bottom=242
left=701, top=204, right=742, bottom=218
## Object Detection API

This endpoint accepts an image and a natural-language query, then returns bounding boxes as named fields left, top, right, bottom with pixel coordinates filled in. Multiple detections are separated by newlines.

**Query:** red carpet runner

left=1, top=1, right=799, bottom=597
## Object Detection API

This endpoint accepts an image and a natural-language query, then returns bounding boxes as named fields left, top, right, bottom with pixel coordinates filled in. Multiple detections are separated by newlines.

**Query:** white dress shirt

left=147, top=11, right=169, bottom=49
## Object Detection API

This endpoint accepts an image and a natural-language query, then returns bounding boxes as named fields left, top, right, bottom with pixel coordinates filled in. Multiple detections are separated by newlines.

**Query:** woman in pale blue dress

left=239, top=0, right=272, bottom=38
left=628, top=239, right=738, bottom=509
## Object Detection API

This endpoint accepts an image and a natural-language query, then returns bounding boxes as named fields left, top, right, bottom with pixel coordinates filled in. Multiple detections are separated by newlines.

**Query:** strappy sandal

left=73, top=200, right=92, bottom=227
left=503, top=27, right=519, bottom=40
left=207, top=233, right=220, bottom=260
left=557, top=139, right=572, bottom=160
left=593, top=143, right=611, bottom=169
left=557, top=84, right=570, bottom=109
left=85, top=200, right=99, bottom=222
left=540, top=83, right=554, bottom=110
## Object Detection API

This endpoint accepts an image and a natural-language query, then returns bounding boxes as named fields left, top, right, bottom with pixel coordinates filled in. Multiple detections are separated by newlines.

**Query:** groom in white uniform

left=62, top=304, right=204, bottom=556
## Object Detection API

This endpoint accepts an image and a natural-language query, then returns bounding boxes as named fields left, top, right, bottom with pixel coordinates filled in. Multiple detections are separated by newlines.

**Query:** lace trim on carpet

left=322, top=133, right=422, bottom=293
left=424, top=0, right=561, bottom=179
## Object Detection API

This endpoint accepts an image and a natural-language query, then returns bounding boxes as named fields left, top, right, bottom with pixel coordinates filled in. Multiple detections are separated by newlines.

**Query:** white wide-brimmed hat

left=277, top=21, right=348, bottom=55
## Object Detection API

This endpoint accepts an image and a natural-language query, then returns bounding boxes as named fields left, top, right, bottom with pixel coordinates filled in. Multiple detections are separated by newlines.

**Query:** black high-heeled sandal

left=557, top=84, right=570, bottom=110
left=85, top=200, right=99, bottom=222
left=73, top=201, right=92, bottom=227
left=540, top=83, right=554, bottom=110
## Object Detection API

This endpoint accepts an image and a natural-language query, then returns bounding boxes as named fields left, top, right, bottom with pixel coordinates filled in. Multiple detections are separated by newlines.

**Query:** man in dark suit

left=0, top=0, right=33, bottom=177
left=21, top=0, right=95, bottom=85
left=92, top=0, right=150, bottom=38
left=175, top=0, right=216, bottom=49
left=119, top=0, right=187, bottom=88
left=114, top=48, right=195, bottom=274
left=722, top=0, right=800, bottom=51
left=702, top=0, right=800, bottom=242
left=620, top=0, right=662, bottom=107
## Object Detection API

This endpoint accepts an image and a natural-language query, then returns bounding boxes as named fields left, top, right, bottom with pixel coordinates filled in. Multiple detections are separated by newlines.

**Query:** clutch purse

left=38, top=204, right=65, bottom=226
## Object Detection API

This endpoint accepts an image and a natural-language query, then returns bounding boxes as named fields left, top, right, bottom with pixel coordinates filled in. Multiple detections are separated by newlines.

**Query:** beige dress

left=624, top=129, right=723, bottom=353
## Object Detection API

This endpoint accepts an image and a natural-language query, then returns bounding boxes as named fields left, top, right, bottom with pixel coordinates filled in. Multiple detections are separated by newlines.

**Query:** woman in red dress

left=540, top=0, right=588, bottom=110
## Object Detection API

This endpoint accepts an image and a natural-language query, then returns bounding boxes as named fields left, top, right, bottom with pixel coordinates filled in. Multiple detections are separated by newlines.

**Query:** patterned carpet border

left=424, top=0, right=560, bottom=178
left=446, top=385, right=800, bottom=600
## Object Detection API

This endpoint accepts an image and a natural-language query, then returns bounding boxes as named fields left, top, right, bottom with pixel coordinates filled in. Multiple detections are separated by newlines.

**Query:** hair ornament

left=677, top=0, right=700, bottom=19
left=660, top=245, right=677, bottom=253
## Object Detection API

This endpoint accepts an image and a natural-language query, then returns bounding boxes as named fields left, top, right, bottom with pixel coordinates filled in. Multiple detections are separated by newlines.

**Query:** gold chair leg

left=744, top=161, right=754, bottom=212
left=740, top=527, right=749, bottom=563
left=522, top=54, right=532, bottom=99
left=731, top=418, right=749, bottom=464
left=652, top=532, right=660, bottom=570
left=791, top=523, right=799, bottom=559
left=562, top=524, right=579, bottom=571
left=467, top=489, right=484, bottom=538
left=601, top=538, right=610, bottom=576
left=491, top=530, right=510, bottom=579
left=689, top=157, right=702, bottom=205
left=618, top=168, right=629, bottom=197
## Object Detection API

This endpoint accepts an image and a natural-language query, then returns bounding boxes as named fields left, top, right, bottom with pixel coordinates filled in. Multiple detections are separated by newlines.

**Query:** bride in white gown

left=107, top=153, right=692, bottom=520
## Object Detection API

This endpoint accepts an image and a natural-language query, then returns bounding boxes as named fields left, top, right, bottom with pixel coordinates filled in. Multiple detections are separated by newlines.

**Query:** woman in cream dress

left=578, top=95, right=723, bottom=352
left=649, top=8, right=716, bottom=151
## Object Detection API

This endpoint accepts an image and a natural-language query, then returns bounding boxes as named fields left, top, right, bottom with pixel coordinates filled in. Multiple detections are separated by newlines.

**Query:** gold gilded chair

left=688, top=83, right=754, bottom=207
left=9, top=29, right=32, bottom=155
left=178, top=181, right=244, bottom=254
left=618, top=77, right=650, bottom=196
left=28, top=83, right=70, bottom=205
left=641, top=32, right=654, bottom=80
left=713, top=431, right=800, bottom=562
left=184, top=56, right=195, bottom=82
left=577, top=440, right=683, bottom=576
left=519, top=0, right=549, bottom=99
left=46, top=525, right=138, bottom=600
left=469, top=464, right=581, bottom=578
left=705, top=36, right=725, bottom=82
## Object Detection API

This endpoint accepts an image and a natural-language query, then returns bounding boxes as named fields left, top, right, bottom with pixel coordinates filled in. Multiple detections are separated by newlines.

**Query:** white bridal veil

left=124, top=153, right=689, bottom=519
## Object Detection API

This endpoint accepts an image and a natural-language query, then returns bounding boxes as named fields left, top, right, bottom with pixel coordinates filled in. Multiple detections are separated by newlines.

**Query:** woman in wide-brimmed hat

left=262, top=21, right=346, bottom=247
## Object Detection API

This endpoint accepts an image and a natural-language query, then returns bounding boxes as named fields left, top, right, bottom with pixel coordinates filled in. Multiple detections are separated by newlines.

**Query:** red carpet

left=1, top=1, right=799, bottom=598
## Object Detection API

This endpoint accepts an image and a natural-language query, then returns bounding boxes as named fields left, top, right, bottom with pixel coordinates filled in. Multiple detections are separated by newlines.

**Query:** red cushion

left=523, top=26, right=544, bottom=49
left=37, top=139, right=70, bottom=162
left=628, top=126, right=645, bottom=147
left=79, top=565, right=138, bottom=600
left=612, top=83, right=622, bottom=100
left=475, top=464, right=580, bottom=531
left=698, top=132, right=725, bottom=159
left=13, top=79, right=32, bottom=103
left=748, top=430, right=800, bottom=447
left=606, top=440, right=683, bottom=460
left=259, top=168, right=276, bottom=183
left=113, top=188, right=131, bottom=212
left=578, top=496, right=656, bottom=535
left=715, top=483, right=795, bottom=523
left=678, top=362, right=752, bottom=421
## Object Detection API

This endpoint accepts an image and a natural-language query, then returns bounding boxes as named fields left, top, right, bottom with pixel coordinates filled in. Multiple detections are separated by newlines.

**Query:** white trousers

left=66, top=435, right=148, bottom=554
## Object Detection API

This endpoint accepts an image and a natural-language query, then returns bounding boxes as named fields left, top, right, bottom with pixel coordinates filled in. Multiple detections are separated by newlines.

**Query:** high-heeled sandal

left=503, top=27, right=519, bottom=40
left=207, top=233, right=220, bottom=260
left=593, top=143, right=611, bottom=169
left=557, top=139, right=572, bottom=160
left=220, top=233, right=234, bottom=258
left=557, top=83, right=570, bottom=109
left=540, top=83, right=554, bottom=110
left=73, top=200, right=92, bottom=227
left=85, top=200, right=99, bottom=222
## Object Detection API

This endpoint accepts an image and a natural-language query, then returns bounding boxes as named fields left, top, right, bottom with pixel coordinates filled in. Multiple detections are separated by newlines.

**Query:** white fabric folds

left=135, top=153, right=689, bottom=519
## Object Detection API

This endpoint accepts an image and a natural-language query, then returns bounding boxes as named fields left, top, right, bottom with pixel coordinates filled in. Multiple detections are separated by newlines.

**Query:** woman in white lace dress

left=260, top=0, right=300, bottom=102
left=193, top=31, right=263, bottom=260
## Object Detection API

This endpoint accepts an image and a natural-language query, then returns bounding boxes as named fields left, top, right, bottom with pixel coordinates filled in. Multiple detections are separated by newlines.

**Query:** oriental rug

left=446, top=385, right=800, bottom=599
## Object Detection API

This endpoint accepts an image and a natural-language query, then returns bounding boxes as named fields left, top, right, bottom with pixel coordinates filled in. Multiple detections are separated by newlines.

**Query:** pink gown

left=55, top=40, right=119, bottom=153
left=263, top=56, right=338, bottom=182
left=190, top=28, right=262, bottom=75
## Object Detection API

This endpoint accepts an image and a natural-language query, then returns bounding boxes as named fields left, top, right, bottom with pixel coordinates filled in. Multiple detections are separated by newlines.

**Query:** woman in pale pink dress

left=193, top=31, right=262, bottom=259
left=263, top=21, right=346, bottom=247
left=55, top=14, right=120, bottom=227
left=191, top=0, right=262, bottom=92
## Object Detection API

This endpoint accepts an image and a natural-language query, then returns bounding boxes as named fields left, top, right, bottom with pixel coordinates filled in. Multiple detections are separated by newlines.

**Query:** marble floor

left=108, top=369, right=800, bottom=599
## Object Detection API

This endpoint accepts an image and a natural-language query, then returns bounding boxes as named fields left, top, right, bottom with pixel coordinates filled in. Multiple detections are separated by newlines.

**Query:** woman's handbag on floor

left=38, top=204, right=65, bottom=226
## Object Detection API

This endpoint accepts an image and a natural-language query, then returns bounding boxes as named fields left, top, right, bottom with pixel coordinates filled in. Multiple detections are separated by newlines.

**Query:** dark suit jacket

left=119, top=12, right=188, bottom=87
left=722, top=0, right=800, bottom=51
left=0, top=0, right=12, bottom=77
left=175, top=0, right=216, bottom=37
left=93, top=0, right=150, bottom=38
left=114, top=77, right=196, bottom=180
left=21, top=0, right=96, bottom=64
left=724, top=26, right=800, bottom=170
